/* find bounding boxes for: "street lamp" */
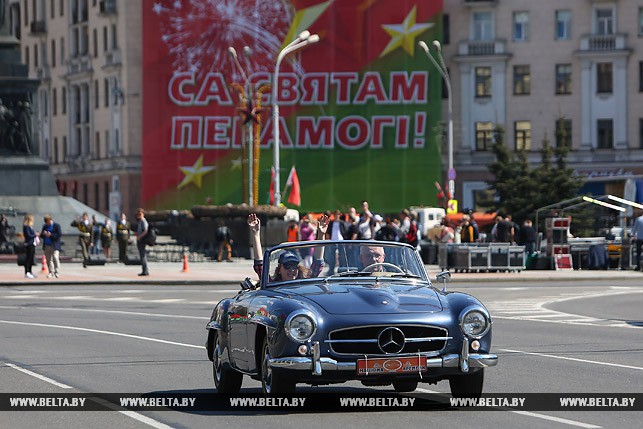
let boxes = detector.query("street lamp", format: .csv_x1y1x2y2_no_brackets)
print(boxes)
272,30,320,206
418,40,454,201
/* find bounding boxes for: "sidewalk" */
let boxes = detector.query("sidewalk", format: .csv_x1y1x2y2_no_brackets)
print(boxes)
0,257,641,286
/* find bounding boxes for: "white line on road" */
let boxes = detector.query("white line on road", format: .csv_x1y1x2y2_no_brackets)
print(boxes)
0,319,204,349
0,305,209,320
416,387,600,428
3,362,73,389
499,348,643,371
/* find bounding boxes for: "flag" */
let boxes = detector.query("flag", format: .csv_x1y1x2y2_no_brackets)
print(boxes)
286,166,301,206
269,166,275,205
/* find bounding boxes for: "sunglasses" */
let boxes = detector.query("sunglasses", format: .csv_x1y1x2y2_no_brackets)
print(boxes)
283,262,299,270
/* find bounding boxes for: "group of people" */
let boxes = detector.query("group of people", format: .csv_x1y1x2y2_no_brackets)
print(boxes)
18,208,151,279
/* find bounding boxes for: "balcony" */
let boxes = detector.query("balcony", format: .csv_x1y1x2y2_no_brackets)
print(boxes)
463,0,498,7
104,49,122,67
458,39,507,56
579,34,627,52
29,20,46,35
66,56,93,75
99,0,117,15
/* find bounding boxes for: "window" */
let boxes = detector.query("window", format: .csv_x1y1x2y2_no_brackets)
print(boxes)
513,12,529,41
640,119,643,149
25,46,29,69
50,0,55,19
473,12,492,41
52,87,57,115
62,86,66,114
556,64,572,94
556,10,571,40
443,14,450,45
595,8,613,35
597,119,613,149
639,8,643,35
62,136,67,161
556,119,572,148
94,79,99,108
51,40,56,67
93,28,97,57
60,37,65,63
34,44,38,67
513,65,530,95
23,0,28,25
83,183,88,205
514,121,531,150
104,78,109,107
111,24,118,49
53,137,58,164
60,0,64,17
597,63,612,94
103,26,107,52
475,122,494,151
475,67,492,97
639,62,643,92
104,182,109,213
95,131,100,158
94,183,99,209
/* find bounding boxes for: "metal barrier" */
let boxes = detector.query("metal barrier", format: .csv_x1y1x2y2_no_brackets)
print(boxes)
438,243,525,272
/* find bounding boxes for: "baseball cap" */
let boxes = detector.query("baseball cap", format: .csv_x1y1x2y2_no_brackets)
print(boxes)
278,251,300,265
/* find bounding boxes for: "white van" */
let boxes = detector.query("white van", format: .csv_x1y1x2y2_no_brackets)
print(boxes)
409,206,446,239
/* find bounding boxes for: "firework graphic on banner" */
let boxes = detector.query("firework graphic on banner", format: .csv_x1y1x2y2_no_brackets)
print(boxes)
152,0,297,81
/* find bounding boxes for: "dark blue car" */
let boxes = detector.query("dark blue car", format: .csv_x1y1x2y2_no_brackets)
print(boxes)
206,240,497,395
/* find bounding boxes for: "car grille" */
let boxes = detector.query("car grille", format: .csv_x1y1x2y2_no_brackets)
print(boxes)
327,325,449,355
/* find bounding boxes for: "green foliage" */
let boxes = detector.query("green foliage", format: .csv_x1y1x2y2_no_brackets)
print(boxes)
487,122,583,225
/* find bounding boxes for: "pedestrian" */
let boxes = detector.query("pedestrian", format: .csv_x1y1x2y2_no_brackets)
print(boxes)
460,214,478,243
72,212,92,268
438,218,455,244
518,219,537,256
40,214,62,278
135,208,150,276
357,211,374,240
101,218,113,260
116,212,131,263
215,220,233,262
286,219,299,242
22,214,38,278
401,211,419,248
0,214,9,245
91,215,103,255
299,213,316,266
375,217,399,242
633,209,643,271
492,215,511,243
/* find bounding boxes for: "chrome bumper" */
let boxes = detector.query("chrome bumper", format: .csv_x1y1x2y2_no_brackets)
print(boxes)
269,349,498,375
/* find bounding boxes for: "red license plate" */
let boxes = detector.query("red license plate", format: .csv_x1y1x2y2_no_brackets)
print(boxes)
357,356,427,375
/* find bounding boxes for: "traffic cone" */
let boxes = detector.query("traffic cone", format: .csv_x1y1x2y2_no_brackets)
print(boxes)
40,254,49,274
182,253,189,273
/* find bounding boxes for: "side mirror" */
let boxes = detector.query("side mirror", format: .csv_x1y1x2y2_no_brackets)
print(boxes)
240,277,255,290
435,270,451,293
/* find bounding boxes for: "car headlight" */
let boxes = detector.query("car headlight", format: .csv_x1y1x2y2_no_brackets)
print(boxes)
285,312,316,342
460,309,490,338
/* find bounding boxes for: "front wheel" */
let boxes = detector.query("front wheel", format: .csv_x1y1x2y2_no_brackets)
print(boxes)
261,337,295,395
449,369,484,398
212,331,243,393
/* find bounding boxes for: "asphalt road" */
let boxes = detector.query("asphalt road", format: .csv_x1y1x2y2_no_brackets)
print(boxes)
1,279,642,429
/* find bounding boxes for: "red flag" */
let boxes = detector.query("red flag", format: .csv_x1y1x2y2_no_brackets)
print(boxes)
269,166,275,205
286,166,301,206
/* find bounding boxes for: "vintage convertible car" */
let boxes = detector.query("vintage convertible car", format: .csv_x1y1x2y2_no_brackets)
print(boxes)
205,240,497,395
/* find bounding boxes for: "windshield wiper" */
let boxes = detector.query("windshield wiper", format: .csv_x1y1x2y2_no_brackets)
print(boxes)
323,270,370,282
391,273,422,279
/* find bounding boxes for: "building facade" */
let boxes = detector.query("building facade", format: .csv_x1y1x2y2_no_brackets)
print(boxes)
11,0,643,217
13,0,142,218
442,0,643,211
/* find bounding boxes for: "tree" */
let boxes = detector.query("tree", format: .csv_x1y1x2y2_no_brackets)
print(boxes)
487,122,583,225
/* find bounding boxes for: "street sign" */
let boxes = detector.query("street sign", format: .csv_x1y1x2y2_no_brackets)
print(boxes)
447,199,458,214
448,168,456,181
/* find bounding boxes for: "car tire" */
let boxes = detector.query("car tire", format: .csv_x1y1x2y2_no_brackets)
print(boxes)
212,331,243,393
261,337,295,395
392,379,418,392
449,369,484,398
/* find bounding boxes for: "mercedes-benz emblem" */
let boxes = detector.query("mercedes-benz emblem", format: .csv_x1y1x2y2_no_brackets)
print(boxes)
377,327,405,354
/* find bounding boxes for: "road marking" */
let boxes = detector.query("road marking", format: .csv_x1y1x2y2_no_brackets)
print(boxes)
0,320,204,349
499,348,643,371
417,387,600,428
0,305,209,320
0,295,218,305
3,362,73,389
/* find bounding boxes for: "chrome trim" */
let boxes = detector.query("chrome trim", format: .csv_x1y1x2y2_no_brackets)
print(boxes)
458,306,491,339
460,337,470,372
284,310,318,343
325,336,452,344
311,341,322,375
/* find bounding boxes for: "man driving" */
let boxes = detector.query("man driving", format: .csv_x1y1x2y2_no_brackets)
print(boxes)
359,245,386,272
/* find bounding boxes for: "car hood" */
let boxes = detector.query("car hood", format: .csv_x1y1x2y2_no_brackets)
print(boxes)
279,282,444,314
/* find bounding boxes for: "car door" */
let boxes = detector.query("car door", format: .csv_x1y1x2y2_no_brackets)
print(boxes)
227,289,254,371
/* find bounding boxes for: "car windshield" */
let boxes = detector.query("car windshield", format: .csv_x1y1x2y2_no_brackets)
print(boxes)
264,241,428,285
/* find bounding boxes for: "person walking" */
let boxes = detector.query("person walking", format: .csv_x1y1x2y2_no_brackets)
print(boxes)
40,214,62,278
633,210,643,271
72,212,92,268
101,218,113,260
91,215,103,256
135,208,150,276
215,221,233,262
22,214,38,278
0,214,10,246
116,212,131,263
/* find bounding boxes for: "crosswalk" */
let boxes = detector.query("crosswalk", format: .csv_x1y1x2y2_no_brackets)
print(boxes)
486,288,642,329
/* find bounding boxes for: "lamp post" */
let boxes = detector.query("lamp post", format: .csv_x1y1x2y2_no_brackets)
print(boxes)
272,30,320,206
418,40,454,201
